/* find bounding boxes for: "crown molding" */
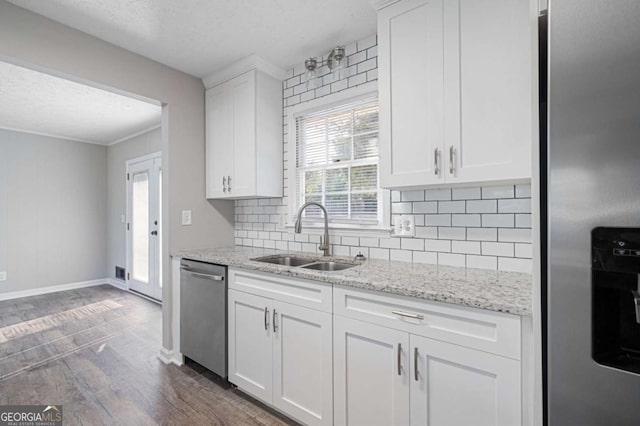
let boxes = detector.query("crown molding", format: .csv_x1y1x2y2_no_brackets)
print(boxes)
369,0,401,10
202,55,288,89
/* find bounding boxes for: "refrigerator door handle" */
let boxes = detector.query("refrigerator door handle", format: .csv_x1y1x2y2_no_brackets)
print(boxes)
632,290,640,324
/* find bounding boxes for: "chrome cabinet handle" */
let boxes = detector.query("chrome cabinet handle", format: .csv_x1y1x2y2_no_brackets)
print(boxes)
227,175,232,192
264,307,269,331
397,343,402,376
273,309,278,333
434,148,440,175
392,310,424,320
449,145,455,174
414,347,419,381
222,176,227,192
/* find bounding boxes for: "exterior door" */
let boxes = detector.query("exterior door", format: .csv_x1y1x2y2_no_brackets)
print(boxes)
126,154,162,301
333,316,410,426
378,0,445,189
410,334,521,426
272,300,333,426
228,289,273,404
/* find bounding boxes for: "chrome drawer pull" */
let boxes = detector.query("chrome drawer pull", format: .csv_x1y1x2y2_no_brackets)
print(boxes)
273,309,278,333
397,343,402,376
264,307,269,331
392,310,424,320
414,347,419,381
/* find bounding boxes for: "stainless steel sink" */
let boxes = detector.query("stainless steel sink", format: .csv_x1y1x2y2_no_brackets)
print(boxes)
300,261,356,271
251,255,315,267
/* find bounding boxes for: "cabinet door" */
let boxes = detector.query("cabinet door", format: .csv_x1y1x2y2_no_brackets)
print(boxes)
379,0,445,189
410,334,521,426
334,316,410,426
229,70,256,197
272,301,333,426
444,0,532,184
228,289,273,403
205,83,234,198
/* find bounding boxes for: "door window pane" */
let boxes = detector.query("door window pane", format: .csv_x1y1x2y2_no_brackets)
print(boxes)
132,172,149,283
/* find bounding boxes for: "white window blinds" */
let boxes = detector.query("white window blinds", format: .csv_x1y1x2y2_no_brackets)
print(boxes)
295,96,381,224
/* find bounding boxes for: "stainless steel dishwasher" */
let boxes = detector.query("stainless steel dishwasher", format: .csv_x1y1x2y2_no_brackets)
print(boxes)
180,259,227,378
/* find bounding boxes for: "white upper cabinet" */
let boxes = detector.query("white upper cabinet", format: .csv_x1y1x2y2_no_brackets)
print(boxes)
378,0,534,190
204,57,285,199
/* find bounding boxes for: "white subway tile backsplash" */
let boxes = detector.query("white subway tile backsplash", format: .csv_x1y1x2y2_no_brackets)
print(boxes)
438,227,466,240
438,201,465,213
452,241,481,255
401,238,425,251
515,243,533,258
369,247,390,260
498,228,532,243
390,249,412,262
515,214,532,228
481,185,515,199
425,214,452,226
425,188,452,201
467,255,498,270
498,257,532,273
467,228,498,241
438,253,466,267
402,190,425,202
233,34,532,273
452,214,481,227
413,201,437,213
413,251,438,265
498,198,531,213
482,242,515,257
515,184,532,198
467,200,497,213
482,214,515,228
452,187,481,200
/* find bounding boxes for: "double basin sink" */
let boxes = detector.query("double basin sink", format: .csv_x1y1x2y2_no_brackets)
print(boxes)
251,255,357,272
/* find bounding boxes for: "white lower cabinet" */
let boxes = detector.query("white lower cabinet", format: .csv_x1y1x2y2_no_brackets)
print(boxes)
333,316,410,426
410,334,521,426
227,270,526,426
228,286,333,426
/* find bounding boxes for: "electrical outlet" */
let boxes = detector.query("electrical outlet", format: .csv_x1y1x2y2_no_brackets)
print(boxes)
392,215,415,237
0,272,6,281
181,210,192,226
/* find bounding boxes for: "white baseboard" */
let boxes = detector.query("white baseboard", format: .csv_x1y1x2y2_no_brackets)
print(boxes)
106,278,127,290
0,278,113,301
158,347,183,366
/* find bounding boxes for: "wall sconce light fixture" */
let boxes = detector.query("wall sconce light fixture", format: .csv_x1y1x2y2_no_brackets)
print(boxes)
305,46,347,89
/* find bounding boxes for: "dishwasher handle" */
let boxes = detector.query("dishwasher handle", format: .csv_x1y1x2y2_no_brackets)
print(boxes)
181,268,225,281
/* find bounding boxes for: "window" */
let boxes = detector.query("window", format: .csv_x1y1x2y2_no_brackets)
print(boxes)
293,94,385,227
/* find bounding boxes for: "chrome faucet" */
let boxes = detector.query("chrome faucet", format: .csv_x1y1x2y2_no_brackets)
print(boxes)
294,201,331,256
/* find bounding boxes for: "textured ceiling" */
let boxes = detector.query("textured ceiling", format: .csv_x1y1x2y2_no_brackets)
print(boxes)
0,61,162,145
7,0,378,78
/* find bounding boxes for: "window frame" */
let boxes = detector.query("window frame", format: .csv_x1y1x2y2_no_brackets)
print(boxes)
286,82,391,233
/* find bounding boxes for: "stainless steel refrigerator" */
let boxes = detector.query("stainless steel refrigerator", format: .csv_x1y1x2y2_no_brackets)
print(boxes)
545,0,640,424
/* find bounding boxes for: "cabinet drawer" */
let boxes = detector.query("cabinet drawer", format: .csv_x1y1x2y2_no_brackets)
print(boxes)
229,268,332,313
333,286,520,359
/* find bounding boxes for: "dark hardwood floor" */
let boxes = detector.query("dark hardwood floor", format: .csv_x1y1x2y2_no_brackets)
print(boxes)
0,285,295,425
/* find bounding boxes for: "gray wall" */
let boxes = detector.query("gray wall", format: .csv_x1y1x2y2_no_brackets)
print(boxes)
0,129,107,293
0,1,235,351
106,127,162,280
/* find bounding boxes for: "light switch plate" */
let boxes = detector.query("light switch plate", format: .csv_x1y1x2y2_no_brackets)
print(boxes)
0,272,6,281
181,210,192,226
392,215,415,237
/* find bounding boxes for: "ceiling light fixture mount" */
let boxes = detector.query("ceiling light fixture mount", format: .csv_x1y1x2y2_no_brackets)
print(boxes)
305,45,347,89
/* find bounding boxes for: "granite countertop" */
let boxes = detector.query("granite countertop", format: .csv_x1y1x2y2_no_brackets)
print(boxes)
173,246,532,316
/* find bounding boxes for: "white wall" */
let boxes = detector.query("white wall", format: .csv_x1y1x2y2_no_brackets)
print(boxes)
106,127,162,280
0,1,235,352
0,129,107,293
234,34,533,273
